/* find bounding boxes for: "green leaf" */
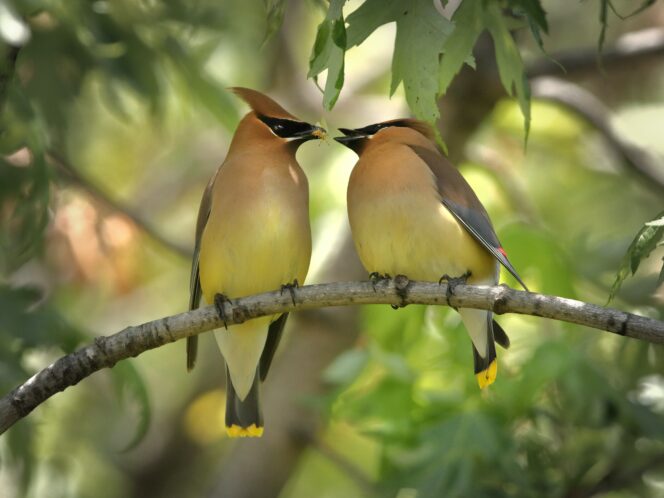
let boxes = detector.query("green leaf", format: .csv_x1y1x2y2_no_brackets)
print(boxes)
439,0,484,97
598,1,657,60
308,0,347,110
323,19,347,109
482,3,531,139
263,0,288,43
507,0,561,69
645,215,664,227
609,210,664,301
0,284,86,354
323,348,369,385
628,223,664,275
499,341,573,417
440,2,533,138
507,0,548,32
309,20,333,77
390,0,453,125
608,0,657,21
345,0,402,48
163,37,238,130
372,347,414,382
110,361,151,451
308,0,346,74
0,151,51,271
419,413,501,496
344,376,416,437
336,0,455,123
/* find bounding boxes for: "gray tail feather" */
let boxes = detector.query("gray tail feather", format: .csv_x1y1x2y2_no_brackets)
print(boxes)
186,337,198,371
492,319,510,349
260,313,288,381
225,367,263,430
472,314,497,374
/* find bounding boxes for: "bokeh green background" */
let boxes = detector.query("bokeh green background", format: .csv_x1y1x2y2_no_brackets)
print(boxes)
1,1,663,497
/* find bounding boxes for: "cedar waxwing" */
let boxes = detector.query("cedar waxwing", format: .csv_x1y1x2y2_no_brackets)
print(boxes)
189,88,325,437
336,119,527,388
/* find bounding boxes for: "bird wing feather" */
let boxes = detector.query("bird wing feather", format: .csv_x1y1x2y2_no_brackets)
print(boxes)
187,172,218,370
408,145,528,291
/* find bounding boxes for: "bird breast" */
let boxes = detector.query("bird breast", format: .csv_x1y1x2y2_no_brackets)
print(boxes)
199,157,311,303
347,145,493,282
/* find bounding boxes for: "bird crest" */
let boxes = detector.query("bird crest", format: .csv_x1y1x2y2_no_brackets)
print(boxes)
229,87,299,120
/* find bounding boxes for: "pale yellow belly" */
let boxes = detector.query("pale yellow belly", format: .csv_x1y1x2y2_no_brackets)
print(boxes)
348,193,495,283
199,197,311,303
197,162,311,399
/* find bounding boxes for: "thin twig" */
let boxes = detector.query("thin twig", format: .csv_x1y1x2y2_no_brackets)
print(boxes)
527,27,664,78
1,279,663,435
47,150,193,258
531,77,664,192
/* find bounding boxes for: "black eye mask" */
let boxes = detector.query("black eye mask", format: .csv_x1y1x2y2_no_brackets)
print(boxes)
257,115,315,139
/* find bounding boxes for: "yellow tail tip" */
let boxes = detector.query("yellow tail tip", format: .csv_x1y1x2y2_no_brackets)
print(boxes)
226,424,264,438
476,359,498,389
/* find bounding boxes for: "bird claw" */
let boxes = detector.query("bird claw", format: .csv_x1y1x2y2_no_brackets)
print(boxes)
393,274,411,309
438,271,471,308
280,279,299,306
214,293,233,330
369,272,391,292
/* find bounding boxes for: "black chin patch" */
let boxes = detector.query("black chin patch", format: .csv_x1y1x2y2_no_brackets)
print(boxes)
257,115,313,139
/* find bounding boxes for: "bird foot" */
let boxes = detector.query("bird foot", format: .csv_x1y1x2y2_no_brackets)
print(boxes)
438,270,471,308
369,272,391,292
214,293,233,330
391,274,411,310
280,279,299,306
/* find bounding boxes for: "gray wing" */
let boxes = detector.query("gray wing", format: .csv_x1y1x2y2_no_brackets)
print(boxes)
409,145,528,291
187,174,216,371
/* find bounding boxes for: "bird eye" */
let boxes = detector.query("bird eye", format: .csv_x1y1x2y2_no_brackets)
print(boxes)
272,124,284,132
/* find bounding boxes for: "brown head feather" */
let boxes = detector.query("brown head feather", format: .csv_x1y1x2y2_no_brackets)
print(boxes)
229,87,299,120
386,118,435,140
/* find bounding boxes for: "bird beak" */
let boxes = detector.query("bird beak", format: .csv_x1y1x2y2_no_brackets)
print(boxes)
334,130,369,154
292,124,327,141
334,129,367,146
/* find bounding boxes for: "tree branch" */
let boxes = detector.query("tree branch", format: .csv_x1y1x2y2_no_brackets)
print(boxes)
531,76,664,192
47,150,194,258
1,279,663,435
527,27,664,78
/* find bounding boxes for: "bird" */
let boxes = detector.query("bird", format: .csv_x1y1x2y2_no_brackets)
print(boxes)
335,119,527,388
188,87,325,437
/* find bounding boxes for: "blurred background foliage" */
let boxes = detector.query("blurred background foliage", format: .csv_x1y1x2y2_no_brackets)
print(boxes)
0,0,663,497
